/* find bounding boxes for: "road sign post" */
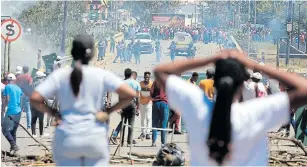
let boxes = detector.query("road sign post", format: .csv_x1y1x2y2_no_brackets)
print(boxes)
1,18,22,71
1,19,22,42
8,42,11,72
3,41,7,72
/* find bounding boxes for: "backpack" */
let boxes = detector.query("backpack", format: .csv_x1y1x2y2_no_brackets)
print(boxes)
156,143,185,166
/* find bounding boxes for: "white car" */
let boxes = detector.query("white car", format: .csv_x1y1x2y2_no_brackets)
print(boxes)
134,33,154,54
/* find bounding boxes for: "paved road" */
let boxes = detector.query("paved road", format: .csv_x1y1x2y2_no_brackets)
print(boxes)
1,40,221,165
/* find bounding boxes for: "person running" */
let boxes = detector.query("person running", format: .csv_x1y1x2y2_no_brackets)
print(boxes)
138,71,153,140
154,50,307,165
155,40,161,62
198,67,215,99
16,66,33,129
113,41,122,63
133,40,141,64
150,80,169,147
2,73,23,154
168,41,176,62
97,39,106,61
31,71,49,138
30,34,136,166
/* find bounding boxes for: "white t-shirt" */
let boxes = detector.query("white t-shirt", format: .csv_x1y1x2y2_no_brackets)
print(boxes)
35,66,123,135
166,75,290,166
242,81,268,101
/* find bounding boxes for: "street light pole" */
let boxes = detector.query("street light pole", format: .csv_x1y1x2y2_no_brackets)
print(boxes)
61,0,68,56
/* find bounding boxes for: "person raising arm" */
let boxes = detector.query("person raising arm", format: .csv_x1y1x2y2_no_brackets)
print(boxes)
153,49,307,166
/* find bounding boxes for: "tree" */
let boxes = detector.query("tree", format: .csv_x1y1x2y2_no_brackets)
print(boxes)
17,1,87,52
122,1,181,25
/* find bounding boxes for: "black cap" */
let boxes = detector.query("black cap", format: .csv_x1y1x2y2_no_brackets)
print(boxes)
71,34,94,61
23,66,29,73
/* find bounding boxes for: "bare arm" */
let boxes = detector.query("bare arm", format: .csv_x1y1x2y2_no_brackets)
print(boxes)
30,92,57,116
106,84,136,114
135,91,140,111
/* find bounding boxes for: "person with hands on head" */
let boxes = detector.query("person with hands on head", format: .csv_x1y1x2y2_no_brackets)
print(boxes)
154,49,307,166
30,34,136,166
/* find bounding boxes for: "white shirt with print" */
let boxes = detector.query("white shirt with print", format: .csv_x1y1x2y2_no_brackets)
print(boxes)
165,75,290,166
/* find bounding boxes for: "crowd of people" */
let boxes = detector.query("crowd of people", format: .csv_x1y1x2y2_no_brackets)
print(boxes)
99,24,232,65
137,24,230,45
2,33,307,166
241,25,272,42
1,66,52,153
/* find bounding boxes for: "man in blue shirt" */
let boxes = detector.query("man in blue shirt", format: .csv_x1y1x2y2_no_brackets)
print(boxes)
2,73,23,154
111,68,141,146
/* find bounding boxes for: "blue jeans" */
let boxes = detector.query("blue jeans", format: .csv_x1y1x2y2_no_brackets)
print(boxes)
156,51,161,62
152,101,169,144
170,51,175,61
2,112,22,146
113,52,122,63
22,96,31,128
98,50,105,60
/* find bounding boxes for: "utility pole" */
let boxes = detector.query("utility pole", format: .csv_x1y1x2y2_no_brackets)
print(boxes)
8,42,11,72
298,3,301,49
201,3,204,26
286,1,293,66
61,0,68,56
115,1,118,31
194,3,197,26
254,0,256,25
3,41,7,72
238,2,241,29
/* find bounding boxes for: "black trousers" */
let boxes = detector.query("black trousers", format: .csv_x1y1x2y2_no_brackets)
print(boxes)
31,108,44,136
120,103,136,145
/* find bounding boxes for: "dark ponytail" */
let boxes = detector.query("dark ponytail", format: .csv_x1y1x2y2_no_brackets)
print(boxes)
207,59,248,165
70,34,94,97
70,64,83,96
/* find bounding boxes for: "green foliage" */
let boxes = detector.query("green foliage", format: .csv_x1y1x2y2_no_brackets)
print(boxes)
123,1,180,24
18,1,87,50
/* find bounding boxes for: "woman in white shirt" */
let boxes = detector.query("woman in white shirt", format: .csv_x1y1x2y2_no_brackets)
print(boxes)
153,50,307,166
30,34,136,166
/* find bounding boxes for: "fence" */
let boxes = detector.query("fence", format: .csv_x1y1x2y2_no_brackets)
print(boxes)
56,56,73,68
113,118,175,162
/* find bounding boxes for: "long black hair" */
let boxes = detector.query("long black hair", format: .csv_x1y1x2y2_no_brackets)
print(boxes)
70,34,94,97
207,58,249,165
